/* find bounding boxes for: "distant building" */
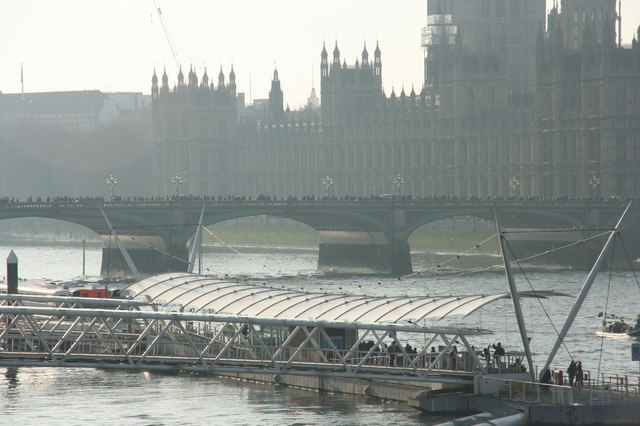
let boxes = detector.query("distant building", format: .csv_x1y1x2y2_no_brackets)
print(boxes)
150,0,640,199
0,90,152,196
424,0,545,96
0,90,150,131
151,66,237,195
535,2,640,197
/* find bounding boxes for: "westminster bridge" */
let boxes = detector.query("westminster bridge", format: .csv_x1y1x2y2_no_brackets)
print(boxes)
0,198,637,276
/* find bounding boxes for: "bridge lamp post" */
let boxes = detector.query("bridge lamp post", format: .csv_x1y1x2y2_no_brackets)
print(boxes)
589,174,600,198
322,176,334,197
393,174,405,197
106,175,118,201
509,176,520,195
171,174,184,198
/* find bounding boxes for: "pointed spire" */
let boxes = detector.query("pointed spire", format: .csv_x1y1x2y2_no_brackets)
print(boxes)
374,41,382,77
151,68,159,99
269,66,284,121
362,42,369,65
201,67,209,87
177,66,185,86
218,66,225,88
307,86,320,109
229,65,236,97
162,67,169,90
321,41,329,78
188,65,198,87
333,41,340,65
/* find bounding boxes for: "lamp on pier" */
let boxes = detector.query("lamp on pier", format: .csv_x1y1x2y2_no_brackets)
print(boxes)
106,174,118,201
393,174,405,197
589,174,600,198
322,175,334,197
509,176,520,194
171,174,184,198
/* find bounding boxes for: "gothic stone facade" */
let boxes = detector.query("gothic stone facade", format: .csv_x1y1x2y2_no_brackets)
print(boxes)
151,3,640,200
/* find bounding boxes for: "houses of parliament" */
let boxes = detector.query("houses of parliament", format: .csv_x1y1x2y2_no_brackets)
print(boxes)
151,0,640,200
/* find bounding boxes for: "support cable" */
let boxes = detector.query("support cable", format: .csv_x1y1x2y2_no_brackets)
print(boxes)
408,232,609,283
401,233,498,279
616,234,640,291
502,235,573,360
597,236,617,377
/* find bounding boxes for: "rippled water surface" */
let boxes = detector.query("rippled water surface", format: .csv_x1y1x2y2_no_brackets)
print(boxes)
1,242,640,425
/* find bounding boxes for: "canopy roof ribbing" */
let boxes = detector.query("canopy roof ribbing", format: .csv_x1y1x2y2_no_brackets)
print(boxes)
126,273,562,326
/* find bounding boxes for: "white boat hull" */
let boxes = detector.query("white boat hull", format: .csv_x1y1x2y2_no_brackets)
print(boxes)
595,330,631,338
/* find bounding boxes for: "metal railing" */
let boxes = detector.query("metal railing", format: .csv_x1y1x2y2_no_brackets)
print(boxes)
0,301,490,385
478,373,640,406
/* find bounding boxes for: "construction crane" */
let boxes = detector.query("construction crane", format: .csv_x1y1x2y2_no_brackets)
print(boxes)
153,0,181,68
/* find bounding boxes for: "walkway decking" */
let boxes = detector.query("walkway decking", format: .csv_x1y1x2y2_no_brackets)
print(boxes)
3,293,640,424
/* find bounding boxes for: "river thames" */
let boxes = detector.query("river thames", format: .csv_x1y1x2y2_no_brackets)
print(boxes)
1,241,639,425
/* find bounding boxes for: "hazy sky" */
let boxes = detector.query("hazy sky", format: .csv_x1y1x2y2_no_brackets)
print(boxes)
2,1,639,108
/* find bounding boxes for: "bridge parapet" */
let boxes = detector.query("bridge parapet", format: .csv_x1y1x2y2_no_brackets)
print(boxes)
0,197,633,210
0,198,636,276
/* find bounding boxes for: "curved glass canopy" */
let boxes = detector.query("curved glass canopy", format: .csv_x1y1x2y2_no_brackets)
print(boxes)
126,273,562,326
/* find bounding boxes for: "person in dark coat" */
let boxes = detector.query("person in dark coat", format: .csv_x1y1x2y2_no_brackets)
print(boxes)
567,360,577,386
575,361,584,387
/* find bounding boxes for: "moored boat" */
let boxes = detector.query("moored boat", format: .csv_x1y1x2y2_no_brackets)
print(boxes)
595,314,640,338
11,279,110,298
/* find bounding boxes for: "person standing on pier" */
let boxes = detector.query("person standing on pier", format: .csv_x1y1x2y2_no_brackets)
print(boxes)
575,361,584,387
449,345,458,370
567,360,577,386
492,342,505,367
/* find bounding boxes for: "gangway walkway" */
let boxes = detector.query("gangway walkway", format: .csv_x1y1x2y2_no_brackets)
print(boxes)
0,294,491,386
4,292,640,425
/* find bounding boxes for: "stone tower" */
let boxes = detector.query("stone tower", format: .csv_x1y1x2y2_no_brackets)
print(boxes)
424,0,546,96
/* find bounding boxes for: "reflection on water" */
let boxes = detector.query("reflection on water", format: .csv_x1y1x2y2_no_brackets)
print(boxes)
4,368,19,389
0,368,445,425
1,243,640,424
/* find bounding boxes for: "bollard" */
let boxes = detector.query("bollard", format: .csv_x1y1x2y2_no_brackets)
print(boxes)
6,250,18,294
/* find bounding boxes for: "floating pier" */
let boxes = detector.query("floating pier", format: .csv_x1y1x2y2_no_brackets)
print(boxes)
1,288,639,425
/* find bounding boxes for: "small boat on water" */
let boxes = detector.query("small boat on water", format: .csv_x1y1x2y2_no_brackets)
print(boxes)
14,279,110,298
595,314,640,338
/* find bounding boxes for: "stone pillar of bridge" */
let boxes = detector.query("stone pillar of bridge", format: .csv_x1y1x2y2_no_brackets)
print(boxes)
316,209,413,276
390,207,413,276
101,247,187,278
99,202,195,278
317,241,411,276
389,240,412,276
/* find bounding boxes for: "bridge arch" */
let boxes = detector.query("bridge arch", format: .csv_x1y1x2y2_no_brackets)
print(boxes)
189,208,396,274
0,199,636,277
403,207,590,238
